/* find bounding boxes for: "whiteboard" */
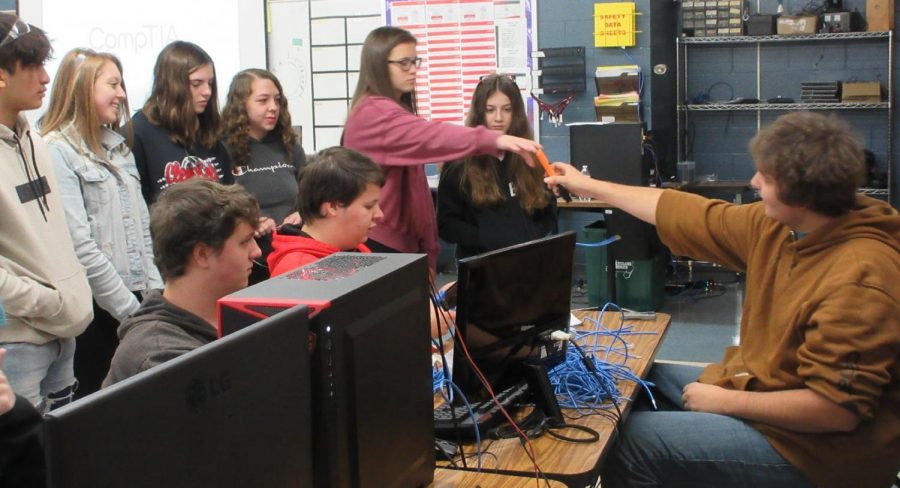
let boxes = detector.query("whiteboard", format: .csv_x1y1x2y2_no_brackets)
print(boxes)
19,0,266,121
267,0,382,152
266,0,538,150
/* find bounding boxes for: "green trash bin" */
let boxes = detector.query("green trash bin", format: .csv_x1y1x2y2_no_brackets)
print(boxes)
582,221,665,311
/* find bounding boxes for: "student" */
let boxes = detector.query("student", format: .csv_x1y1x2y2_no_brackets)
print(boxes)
268,147,452,340
545,111,900,488
0,14,92,412
0,349,45,488
222,68,306,284
438,74,557,259
267,147,383,277
42,48,163,398
342,26,542,270
103,179,261,387
130,41,232,204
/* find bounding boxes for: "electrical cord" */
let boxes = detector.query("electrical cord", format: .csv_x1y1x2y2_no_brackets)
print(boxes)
428,278,549,486
450,314,549,486
643,141,663,186
438,379,484,470
548,305,659,426
546,423,600,443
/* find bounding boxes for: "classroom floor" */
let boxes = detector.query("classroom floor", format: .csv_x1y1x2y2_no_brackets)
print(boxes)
435,263,743,365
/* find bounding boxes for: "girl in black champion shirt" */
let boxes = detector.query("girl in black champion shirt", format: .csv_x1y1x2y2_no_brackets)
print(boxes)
129,41,232,204
222,69,306,284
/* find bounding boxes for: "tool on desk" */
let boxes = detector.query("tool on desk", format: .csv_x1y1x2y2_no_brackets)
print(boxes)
622,309,656,321
533,149,572,202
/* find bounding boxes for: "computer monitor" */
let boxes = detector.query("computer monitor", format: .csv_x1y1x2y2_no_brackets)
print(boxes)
43,306,314,488
451,232,576,397
218,253,434,488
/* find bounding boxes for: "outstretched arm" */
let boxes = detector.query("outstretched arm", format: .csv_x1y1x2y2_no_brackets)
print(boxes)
544,162,663,225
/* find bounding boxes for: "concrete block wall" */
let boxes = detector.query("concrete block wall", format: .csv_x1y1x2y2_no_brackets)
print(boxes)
539,0,898,206
537,0,658,163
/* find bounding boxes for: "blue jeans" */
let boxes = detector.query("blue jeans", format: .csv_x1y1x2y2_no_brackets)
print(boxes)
601,363,815,488
1,338,77,413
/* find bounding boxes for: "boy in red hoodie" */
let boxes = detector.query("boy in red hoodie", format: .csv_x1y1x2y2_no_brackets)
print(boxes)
268,147,385,276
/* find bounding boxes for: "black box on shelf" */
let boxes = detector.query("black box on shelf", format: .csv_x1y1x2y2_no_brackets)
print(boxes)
747,15,776,35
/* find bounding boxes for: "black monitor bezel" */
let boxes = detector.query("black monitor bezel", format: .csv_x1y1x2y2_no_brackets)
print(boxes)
43,305,314,488
450,231,575,397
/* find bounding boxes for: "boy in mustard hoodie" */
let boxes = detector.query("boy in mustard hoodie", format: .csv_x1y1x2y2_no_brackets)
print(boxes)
546,111,899,488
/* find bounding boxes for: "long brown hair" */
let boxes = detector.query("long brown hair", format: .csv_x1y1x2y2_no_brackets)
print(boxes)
350,26,417,113
41,48,132,161
222,69,297,167
457,74,548,213
142,41,221,150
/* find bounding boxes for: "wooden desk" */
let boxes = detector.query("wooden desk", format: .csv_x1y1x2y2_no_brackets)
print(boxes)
664,179,751,192
437,311,670,486
556,199,610,209
431,469,567,487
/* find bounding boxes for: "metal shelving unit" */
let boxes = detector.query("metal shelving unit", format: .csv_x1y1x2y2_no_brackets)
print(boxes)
681,102,890,111
681,31,891,43
676,31,893,200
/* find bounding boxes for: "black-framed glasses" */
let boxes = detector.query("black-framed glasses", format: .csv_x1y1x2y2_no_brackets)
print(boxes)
0,20,31,49
387,57,423,71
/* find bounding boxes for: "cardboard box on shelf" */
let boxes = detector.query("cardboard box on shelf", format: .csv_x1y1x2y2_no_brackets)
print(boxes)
867,0,895,31
841,81,882,103
594,103,640,124
776,15,818,34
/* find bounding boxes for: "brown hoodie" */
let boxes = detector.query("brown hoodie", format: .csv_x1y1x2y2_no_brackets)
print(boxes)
656,190,900,488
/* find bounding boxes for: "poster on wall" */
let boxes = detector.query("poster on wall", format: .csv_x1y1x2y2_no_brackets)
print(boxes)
385,0,535,126
267,0,537,150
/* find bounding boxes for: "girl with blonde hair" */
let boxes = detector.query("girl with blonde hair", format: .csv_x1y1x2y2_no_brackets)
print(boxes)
42,49,162,397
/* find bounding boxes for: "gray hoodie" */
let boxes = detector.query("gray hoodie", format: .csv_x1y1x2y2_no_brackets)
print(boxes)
102,290,217,387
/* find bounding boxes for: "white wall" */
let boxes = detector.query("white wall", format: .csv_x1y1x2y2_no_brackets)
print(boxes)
19,0,266,119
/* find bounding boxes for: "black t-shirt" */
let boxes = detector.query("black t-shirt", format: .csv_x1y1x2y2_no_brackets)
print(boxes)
129,111,233,204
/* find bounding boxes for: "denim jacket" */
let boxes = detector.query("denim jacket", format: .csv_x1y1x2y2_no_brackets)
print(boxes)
45,125,163,321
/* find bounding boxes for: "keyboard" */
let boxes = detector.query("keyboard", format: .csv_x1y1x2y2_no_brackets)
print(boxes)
433,382,530,440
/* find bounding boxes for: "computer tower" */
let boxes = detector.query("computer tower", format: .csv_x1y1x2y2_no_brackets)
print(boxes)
569,123,647,186
218,253,434,488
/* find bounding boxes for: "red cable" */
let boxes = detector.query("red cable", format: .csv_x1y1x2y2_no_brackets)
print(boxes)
429,278,547,486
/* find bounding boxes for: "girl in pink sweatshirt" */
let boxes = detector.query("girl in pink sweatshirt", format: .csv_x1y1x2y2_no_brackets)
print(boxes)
342,26,540,270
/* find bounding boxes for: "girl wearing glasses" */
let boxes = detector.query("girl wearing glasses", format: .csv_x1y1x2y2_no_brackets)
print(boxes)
437,74,557,260
42,49,162,397
129,41,232,204
343,26,541,270
221,69,306,284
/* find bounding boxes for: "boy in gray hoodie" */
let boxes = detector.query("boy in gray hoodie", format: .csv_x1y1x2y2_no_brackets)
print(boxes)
103,179,261,386
0,14,92,412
